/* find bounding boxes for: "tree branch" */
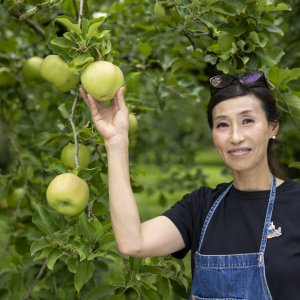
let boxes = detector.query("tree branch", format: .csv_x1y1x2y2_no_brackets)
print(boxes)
22,261,47,300
69,91,80,168
11,11,45,37
78,0,84,26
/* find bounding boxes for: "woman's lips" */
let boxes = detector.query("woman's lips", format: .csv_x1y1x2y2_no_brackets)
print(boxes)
228,147,252,155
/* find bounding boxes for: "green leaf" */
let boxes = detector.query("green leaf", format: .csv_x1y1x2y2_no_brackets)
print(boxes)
289,161,300,169
86,17,106,40
217,60,231,74
137,43,152,57
47,248,64,270
204,54,218,65
248,31,259,44
268,67,300,87
32,203,59,236
256,47,284,67
51,37,77,49
99,232,116,250
169,278,189,299
71,241,88,262
140,285,160,300
77,213,97,244
30,237,51,256
110,294,126,300
74,260,95,293
219,18,248,37
284,94,300,124
70,54,94,70
209,1,239,16
85,285,116,300
55,16,82,35
157,276,170,298
90,218,104,240
58,103,69,119
241,56,249,65
218,35,235,51
46,157,68,174
261,3,291,11
129,257,142,272
33,247,53,262
140,265,162,275
65,257,78,273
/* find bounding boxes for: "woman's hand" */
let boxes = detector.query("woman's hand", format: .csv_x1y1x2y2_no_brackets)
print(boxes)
80,87,129,144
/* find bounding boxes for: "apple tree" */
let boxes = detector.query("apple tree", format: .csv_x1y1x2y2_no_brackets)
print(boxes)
1,0,300,299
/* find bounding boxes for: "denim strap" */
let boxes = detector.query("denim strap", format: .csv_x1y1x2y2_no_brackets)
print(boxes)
198,182,233,252
259,175,277,253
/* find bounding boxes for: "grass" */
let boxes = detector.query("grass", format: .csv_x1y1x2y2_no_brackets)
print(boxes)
134,148,232,220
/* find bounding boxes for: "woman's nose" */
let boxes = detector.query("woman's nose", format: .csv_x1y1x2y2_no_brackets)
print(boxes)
230,125,245,144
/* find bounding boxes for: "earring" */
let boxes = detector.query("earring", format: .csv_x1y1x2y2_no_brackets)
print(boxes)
272,135,276,140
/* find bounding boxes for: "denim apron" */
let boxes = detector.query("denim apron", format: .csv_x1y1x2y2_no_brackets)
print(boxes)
190,176,276,300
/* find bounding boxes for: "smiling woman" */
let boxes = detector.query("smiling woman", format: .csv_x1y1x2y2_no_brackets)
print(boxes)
211,94,279,186
81,70,300,300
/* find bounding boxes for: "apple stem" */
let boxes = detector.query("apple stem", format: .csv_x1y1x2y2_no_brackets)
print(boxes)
69,92,80,168
88,201,94,220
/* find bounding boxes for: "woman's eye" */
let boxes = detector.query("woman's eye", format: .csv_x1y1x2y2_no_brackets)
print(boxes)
243,118,254,124
216,122,228,128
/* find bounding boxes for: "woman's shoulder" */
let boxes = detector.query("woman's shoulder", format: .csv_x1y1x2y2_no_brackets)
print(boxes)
187,181,233,207
191,181,232,198
278,179,300,195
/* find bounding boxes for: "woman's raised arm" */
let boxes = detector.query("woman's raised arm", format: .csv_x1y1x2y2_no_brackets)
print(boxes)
80,87,185,257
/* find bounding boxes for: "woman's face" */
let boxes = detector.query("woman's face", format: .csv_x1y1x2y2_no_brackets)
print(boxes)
211,94,278,175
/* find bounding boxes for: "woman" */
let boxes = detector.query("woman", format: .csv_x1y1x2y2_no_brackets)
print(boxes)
80,70,300,300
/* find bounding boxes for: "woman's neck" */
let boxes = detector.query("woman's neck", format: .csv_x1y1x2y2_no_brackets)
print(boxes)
232,169,282,191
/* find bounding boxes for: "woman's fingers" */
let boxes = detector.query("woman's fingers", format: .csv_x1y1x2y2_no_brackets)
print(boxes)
80,87,105,114
115,87,127,111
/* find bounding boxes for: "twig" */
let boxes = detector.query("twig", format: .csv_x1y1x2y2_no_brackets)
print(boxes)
11,11,45,37
78,0,85,26
69,91,80,168
22,261,47,300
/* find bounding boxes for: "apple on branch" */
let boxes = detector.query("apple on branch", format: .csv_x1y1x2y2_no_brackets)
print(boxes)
80,61,124,101
40,55,80,92
46,173,89,217
60,143,91,169
128,113,138,135
22,56,44,82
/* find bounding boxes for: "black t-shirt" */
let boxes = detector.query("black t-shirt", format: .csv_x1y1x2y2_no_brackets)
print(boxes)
163,180,300,300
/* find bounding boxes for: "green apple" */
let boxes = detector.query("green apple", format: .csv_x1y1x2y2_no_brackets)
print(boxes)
154,2,166,17
46,173,89,217
0,67,17,88
22,56,44,82
60,143,91,169
128,113,138,135
7,187,28,208
40,55,79,92
80,61,124,101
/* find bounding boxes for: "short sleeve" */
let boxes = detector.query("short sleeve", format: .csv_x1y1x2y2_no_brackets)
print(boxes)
162,193,194,259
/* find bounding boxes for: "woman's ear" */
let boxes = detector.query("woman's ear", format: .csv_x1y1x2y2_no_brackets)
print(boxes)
271,121,280,136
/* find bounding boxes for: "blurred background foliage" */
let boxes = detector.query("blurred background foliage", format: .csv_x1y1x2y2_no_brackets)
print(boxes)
0,0,300,299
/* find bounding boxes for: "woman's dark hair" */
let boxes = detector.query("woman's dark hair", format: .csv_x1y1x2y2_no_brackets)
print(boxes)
207,79,282,177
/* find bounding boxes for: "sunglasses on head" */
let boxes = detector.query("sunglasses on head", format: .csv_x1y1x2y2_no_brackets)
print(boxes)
209,70,269,90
